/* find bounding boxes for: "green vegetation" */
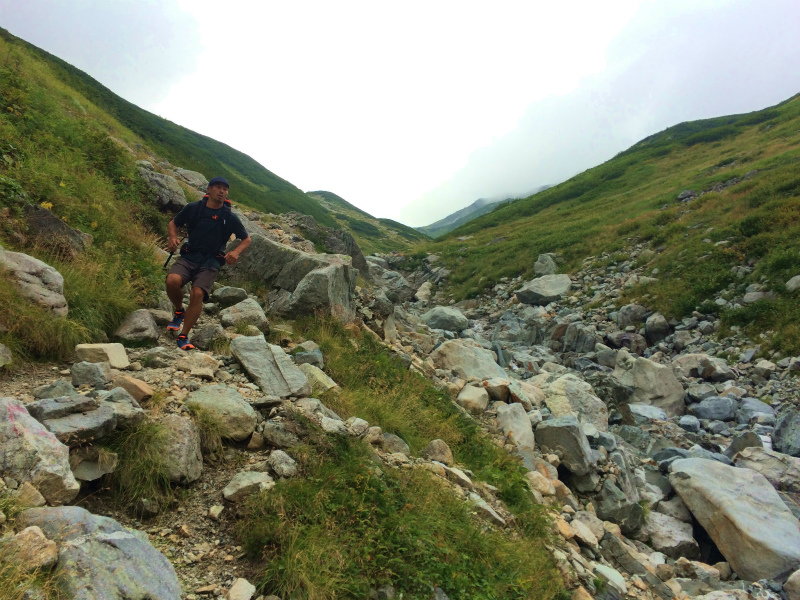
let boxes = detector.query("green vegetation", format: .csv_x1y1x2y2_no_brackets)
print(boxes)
0,28,337,227
189,404,224,461
0,36,165,360
240,431,561,600
101,420,174,513
428,93,800,352
237,316,561,599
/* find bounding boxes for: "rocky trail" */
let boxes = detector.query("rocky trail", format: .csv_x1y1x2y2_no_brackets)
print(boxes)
3,169,800,600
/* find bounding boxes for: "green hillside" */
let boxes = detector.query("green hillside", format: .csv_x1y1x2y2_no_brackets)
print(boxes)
308,191,429,254
431,93,800,352
0,27,337,227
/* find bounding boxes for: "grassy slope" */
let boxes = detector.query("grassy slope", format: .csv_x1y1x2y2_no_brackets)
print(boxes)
430,94,800,352
308,190,429,254
0,27,337,227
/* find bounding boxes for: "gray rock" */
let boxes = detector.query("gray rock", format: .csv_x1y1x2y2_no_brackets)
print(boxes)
382,433,410,456
95,387,145,429
18,506,181,600
496,403,535,450
25,205,92,258
613,349,684,417
173,168,208,190
186,385,257,441
160,415,202,485
595,479,644,534
294,349,324,369
618,304,648,328
787,570,800,600
268,450,297,478
69,447,118,482
534,415,595,475
42,402,117,446
672,354,735,382
231,335,311,398
736,397,775,424
643,511,699,559
220,298,269,332
0,398,80,505
137,166,187,212
606,331,648,355
515,274,572,305
191,323,226,350
534,253,558,276
562,322,598,353
71,361,112,388
422,439,453,466
723,431,763,459
430,340,507,380
260,422,300,448
542,373,609,431
629,403,669,423
645,313,671,344
734,447,800,493
656,495,692,523
774,410,800,457
754,359,777,378
456,385,489,414
786,275,800,293
679,415,701,433
689,397,737,422
283,261,358,322
75,343,130,369
26,395,99,421
114,309,159,343
33,380,77,400
669,457,800,581
420,306,469,332
298,363,338,393
0,248,68,317
223,471,274,502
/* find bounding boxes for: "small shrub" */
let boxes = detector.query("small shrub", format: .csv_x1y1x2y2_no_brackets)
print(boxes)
189,405,224,460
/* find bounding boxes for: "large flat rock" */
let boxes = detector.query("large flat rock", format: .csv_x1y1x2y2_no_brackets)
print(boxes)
231,335,311,398
186,385,257,441
669,457,800,581
430,339,506,380
613,349,684,417
515,274,572,305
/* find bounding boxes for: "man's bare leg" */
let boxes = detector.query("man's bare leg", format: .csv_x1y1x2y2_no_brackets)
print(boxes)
180,287,205,337
166,274,185,311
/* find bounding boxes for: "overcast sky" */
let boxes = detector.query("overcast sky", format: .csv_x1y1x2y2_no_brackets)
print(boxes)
2,1,800,226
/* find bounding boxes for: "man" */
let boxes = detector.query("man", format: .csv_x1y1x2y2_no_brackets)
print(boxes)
165,176,251,350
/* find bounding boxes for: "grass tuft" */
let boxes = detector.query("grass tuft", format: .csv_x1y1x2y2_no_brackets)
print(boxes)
189,404,224,460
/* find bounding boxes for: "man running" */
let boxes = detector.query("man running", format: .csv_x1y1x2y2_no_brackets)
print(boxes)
165,176,251,350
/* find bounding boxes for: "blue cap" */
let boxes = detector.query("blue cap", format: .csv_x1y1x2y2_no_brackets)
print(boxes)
208,176,229,188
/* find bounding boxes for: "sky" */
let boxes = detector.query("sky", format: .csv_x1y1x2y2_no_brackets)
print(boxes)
2,0,800,226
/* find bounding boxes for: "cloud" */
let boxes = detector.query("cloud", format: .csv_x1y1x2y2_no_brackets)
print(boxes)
400,0,800,226
0,0,201,107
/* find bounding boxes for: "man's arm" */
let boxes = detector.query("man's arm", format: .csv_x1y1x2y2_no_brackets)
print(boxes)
225,235,250,265
167,219,180,253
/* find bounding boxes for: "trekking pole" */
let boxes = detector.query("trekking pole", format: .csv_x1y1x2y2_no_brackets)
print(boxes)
163,236,186,270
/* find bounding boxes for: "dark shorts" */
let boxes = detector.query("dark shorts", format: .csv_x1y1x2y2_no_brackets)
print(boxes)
167,257,219,301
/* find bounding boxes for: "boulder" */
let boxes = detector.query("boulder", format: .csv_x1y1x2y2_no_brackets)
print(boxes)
723,431,763,459
515,274,572,305
669,457,800,581
42,402,117,446
137,166,187,212
595,479,644,534
186,385,257,441
75,343,130,369
19,506,182,599
284,261,358,322
606,331,648,356
562,322,598,353
210,286,248,306
5,525,59,571
382,433,411,455
629,403,669,423
642,511,699,559
111,375,154,403
177,352,221,380
191,323,226,350
617,303,648,328
533,253,557,276
268,450,298,478
160,415,203,485
786,275,800,293
689,397,738,422
534,415,595,476
0,248,68,316
223,471,274,502
220,298,269,332
736,397,775,424
24,205,91,258
97,387,145,429
456,385,489,414
430,340,507,380
613,349,684,417
734,447,800,493
787,569,800,600
645,313,671,344
231,335,311,398
71,361,112,388
174,168,208,190
774,410,800,457
26,395,100,421
420,306,469,332
422,439,453,466
415,281,433,302
33,380,77,400
542,374,609,431
495,403,535,450
114,309,159,343
0,398,79,505
672,354,735,382
298,363,339,393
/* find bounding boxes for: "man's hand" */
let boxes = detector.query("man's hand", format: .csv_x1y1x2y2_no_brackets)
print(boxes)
168,237,179,253
225,251,240,265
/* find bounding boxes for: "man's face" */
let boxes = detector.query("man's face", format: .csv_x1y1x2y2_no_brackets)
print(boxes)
207,183,229,202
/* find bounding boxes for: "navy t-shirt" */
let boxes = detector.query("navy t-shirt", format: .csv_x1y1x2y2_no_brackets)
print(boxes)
174,200,249,268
